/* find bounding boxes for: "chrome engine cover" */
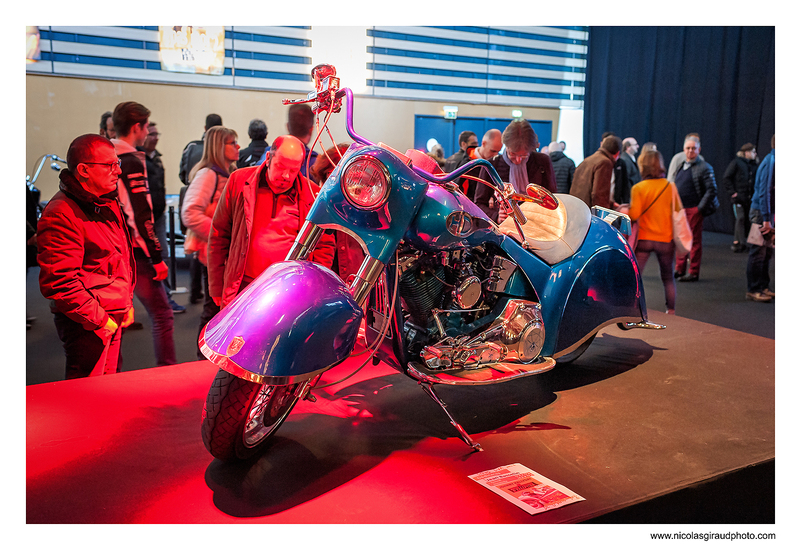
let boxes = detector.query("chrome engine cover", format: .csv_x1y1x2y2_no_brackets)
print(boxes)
421,299,545,370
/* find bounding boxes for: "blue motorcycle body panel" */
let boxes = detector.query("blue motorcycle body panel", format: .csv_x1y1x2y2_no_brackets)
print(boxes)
498,218,645,355
200,261,362,383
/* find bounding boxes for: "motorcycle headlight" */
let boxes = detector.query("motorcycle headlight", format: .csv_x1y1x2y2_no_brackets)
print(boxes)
341,156,391,210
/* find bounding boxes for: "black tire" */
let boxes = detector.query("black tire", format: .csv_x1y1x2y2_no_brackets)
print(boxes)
556,333,596,364
201,369,303,461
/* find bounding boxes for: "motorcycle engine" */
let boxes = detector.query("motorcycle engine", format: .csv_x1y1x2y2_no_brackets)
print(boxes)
394,244,543,370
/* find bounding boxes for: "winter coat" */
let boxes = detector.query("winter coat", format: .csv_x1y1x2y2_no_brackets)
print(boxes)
208,163,335,307
569,148,616,209
549,150,576,194
750,149,775,226
722,156,758,205
181,167,228,266
37,169,135,331
111,139,163,264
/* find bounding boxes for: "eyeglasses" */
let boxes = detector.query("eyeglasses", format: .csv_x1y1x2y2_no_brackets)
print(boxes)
507,151,530,163
83,159,122,173
225,140,238,146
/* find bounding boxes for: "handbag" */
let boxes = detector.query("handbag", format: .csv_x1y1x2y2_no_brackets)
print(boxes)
671,185,693,257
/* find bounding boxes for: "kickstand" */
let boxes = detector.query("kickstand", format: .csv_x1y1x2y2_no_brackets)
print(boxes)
419,382,483,452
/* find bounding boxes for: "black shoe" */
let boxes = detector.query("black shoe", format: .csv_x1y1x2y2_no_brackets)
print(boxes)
731,243,746,253
674,271,685,279
678,273,699,282
190,294,204,304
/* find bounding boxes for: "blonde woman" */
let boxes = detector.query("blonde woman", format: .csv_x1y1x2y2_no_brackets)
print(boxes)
181,126,239,356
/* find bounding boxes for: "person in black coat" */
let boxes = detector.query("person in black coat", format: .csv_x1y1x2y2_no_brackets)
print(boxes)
238,119,269,168
722,143,759,252
548,141,576,194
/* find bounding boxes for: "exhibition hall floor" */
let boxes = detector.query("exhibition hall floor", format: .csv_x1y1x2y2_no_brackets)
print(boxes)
26,310,774,524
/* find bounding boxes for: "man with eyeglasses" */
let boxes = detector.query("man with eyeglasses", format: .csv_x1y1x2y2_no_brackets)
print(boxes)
112,101,176,366
38,134,135,379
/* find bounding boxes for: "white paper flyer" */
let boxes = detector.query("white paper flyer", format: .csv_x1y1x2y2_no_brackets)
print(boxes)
469,463,585,515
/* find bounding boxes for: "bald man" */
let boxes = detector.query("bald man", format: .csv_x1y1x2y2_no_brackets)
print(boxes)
208,135,335,307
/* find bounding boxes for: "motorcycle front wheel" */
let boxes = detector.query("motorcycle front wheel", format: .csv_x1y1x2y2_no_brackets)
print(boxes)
201,369,304,460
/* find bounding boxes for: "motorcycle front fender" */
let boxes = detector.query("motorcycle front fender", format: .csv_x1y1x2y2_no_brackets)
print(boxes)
199,261,363,385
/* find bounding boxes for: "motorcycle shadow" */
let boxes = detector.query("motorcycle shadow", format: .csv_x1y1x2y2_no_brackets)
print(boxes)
205,330,659,517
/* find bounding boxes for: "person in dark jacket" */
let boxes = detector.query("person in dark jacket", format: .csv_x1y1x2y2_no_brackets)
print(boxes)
746,135,775,302
179,113,222,184
444,130,478,173
112,101,176,366
238,118,269,168
722,143,759,252
620,137,642,194
38,134,135,379
570,135,621,209
673,135,718,282
548,141,575,194
475,120,556,222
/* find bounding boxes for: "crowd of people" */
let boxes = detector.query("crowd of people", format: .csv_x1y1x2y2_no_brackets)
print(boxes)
29,103,775,380
31,100,350,379
442,122,775,315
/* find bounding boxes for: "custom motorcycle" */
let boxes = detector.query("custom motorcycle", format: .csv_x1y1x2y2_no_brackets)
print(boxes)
200,64,663,460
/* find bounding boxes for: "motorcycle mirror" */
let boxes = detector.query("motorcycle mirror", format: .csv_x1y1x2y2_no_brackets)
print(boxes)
526,184,560,210
50,162,61,171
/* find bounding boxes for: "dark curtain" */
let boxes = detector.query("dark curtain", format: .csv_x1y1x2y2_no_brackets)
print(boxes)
584,26,775,233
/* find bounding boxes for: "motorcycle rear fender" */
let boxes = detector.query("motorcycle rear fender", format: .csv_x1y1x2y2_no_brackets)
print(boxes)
500,217,646,356
199,261,363,385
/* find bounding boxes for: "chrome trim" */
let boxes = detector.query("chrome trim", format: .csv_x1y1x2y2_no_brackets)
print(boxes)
619,320,666,330
349,256,386,307
551,316,645,358
199,331,331,385
407,356,556,386
286,220,323,261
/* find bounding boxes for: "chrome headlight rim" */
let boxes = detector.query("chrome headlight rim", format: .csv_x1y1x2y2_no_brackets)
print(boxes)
340,154,391,211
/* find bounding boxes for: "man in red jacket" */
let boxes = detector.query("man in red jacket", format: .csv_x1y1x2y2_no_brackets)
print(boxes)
208,135,335,308
38,134,135,379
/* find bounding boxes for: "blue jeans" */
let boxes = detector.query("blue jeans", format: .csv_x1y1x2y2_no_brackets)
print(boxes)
134,248,177,366
635,239,677,311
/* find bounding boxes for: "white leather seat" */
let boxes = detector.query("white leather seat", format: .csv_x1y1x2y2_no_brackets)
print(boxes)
499,193,592,265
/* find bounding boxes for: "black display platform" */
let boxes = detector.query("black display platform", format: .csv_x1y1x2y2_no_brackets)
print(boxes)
26,311,774,524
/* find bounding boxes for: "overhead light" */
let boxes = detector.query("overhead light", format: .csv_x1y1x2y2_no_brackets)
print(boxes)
512,109,523,119
443,106,458,120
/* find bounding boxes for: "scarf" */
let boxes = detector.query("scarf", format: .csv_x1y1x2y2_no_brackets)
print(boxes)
502,149,530,193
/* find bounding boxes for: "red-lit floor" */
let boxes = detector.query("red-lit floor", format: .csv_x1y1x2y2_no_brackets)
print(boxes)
26,311,774,523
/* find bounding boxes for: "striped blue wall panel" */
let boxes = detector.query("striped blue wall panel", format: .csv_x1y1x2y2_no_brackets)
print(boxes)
28,26,587,108
29,26,314,91
365,26,587,108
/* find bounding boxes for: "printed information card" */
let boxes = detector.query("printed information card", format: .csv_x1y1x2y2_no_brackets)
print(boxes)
469,463,584,515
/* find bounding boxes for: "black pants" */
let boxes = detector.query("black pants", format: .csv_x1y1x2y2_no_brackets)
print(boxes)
196,264,220,360
53,311,123,379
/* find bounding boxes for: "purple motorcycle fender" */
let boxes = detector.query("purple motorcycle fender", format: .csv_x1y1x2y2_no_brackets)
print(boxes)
199,261,363,385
